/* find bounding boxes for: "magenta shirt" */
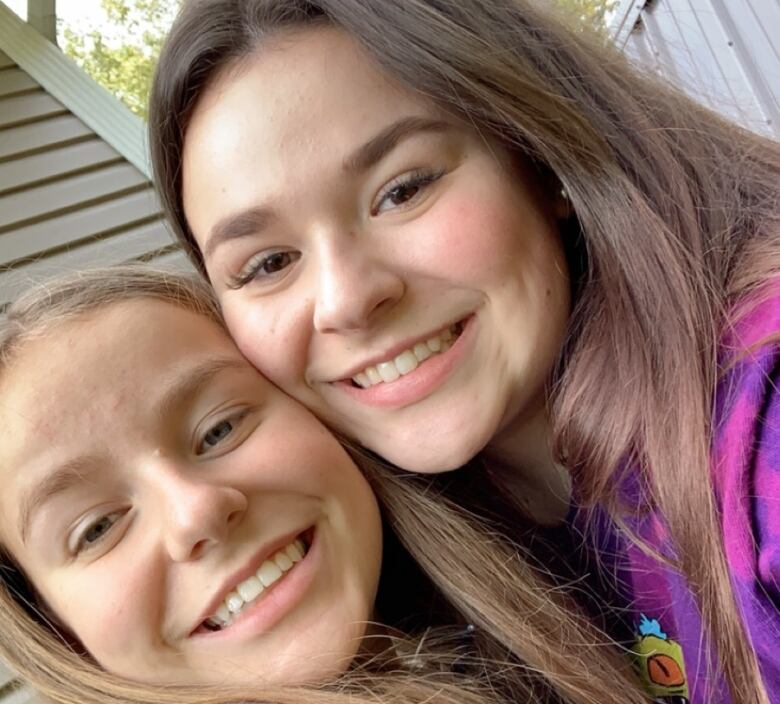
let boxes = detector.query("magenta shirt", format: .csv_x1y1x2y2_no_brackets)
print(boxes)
621,285,780,704
567,287,780,703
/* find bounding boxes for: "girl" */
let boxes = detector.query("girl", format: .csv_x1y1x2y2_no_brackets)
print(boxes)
148,1,780,703
0,266,646,704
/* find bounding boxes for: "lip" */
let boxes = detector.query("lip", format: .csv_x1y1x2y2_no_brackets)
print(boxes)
189,527,321,643
331,314,475,409
332,314,473,382
190,526,312,636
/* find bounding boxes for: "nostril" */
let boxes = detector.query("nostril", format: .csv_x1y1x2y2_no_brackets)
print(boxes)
190,538,210,560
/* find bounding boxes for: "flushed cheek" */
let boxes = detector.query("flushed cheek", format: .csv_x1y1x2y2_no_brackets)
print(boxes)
407,194,531,284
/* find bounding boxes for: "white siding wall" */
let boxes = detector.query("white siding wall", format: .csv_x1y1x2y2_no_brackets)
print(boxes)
611,0,780,138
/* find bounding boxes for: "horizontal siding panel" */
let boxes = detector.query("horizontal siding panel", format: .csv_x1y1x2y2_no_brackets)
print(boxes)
0,68,37,98
0,219,174,306
0,114,92,161
0,163,149,230
0,91,64,129
0,139,119,193
0,188,161,265
0,52,15,70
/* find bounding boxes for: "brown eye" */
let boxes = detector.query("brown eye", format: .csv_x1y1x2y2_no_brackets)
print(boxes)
374,169,444,215
387,182,421,206
231,250,302,289
261,251,294,274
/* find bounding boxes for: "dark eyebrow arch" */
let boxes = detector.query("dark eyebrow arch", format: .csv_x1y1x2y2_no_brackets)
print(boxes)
18,356,249,545
342,116,453,174
204,206,274,259
202,116,453,260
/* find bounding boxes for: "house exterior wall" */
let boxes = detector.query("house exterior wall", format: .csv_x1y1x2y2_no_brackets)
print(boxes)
0,49,190,311
0,0,192,316
611,0,780,138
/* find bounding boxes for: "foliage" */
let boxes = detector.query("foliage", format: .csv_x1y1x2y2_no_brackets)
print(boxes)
60,0,615,120
60,0,180,119
554,0,618,32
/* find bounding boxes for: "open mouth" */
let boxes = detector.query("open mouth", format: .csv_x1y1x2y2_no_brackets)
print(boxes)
196,529,313,634
349,319,467,389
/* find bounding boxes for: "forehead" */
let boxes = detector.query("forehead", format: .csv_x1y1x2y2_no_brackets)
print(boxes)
0,300,232,467
182,26,434,189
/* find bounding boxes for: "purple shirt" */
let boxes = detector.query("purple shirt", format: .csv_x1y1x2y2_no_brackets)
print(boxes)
570,287,780,703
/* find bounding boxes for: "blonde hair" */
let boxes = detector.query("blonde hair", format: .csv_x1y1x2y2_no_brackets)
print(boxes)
0,265,647,704
149,2,780,702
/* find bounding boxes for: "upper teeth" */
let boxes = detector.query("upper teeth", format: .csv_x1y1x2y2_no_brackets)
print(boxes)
352,324,460,388
206,537,306,630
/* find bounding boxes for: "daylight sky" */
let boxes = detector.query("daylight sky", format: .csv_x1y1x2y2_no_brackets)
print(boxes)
7,0,105,24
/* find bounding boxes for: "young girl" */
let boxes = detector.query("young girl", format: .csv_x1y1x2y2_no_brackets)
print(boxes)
0,266,647,704
148,1,780,703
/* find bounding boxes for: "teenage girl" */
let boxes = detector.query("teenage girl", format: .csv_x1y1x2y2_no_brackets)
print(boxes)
0,266,647,704
148,2,780,703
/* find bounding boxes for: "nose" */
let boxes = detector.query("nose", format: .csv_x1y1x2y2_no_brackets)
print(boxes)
145,456,248,562
312,236,404,334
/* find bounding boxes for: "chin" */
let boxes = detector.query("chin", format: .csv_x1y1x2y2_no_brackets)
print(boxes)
379,431,490,474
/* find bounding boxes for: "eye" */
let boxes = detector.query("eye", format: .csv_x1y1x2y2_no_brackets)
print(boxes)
196,410,250,455
73,511,124,555
229,249,301,290
201,419,234,450
373,168,444,215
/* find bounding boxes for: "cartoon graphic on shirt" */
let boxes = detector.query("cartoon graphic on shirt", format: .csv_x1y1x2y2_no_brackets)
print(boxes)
632,615,690,703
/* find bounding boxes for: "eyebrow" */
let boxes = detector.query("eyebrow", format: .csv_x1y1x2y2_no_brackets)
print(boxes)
18,458,100,545
156,356,248,424
202,116,454,259
18,356,248,544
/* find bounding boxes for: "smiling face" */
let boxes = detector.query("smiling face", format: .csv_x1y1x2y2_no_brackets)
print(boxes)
0,299,382,686
182,27,570,473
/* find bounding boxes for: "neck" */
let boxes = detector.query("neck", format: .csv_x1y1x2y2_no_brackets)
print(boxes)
485,406,572,525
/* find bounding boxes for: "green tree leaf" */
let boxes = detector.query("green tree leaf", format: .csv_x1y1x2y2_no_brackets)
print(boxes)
60,0,615,120
60,0,180,120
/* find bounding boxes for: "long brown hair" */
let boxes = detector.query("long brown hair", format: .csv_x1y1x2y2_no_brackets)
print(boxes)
148,2,780,702
0,266,646,704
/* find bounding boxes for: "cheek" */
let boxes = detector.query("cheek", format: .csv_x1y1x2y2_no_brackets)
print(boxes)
45,567,154,670
222,294,312,388
409,192,529,283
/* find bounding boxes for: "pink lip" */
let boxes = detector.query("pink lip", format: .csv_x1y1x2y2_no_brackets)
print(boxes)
189,528,321,642
190,527,312,636
333,317,470,382
332,314,475,409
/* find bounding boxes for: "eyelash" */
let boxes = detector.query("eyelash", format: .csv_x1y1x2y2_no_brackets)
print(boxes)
227,167,445,290
372,167,445,215
229,250,302,290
